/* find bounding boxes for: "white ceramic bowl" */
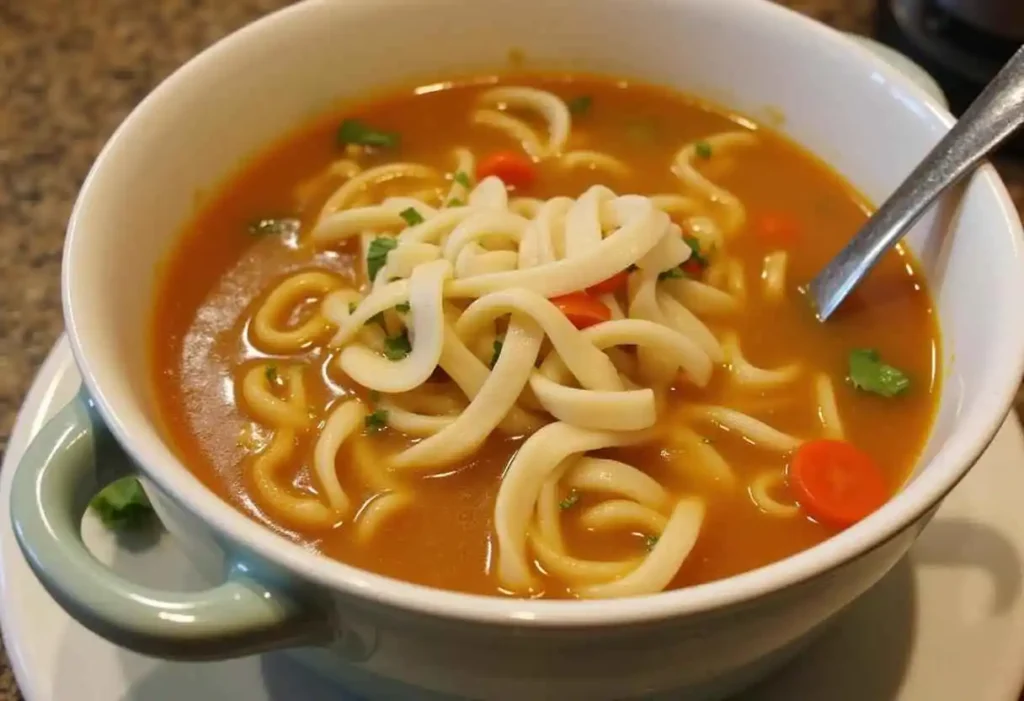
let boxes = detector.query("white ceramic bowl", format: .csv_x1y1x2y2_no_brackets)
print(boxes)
10,0,1024,699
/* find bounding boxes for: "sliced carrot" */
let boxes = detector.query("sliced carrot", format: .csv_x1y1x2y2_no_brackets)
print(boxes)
550,292,611,329
753,211,801,247
476,151,537,190
680,259,704,278
789,439,888,529
587,270,630,296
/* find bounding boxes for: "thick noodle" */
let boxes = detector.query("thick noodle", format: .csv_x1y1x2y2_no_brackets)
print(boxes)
228,85,851,600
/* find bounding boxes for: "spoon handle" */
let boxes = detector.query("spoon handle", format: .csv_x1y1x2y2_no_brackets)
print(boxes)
810,44,1024,321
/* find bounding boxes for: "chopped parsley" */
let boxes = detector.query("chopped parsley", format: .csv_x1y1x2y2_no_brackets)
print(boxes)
248,217,300,237
394,302,411,313
337,119,400,149
447,197,465,208
559,490,581,510
568,95,593,116
695,140,713,159
384,331,412,360
399,207,425,226
655,236,709,281
265,364,279,384
364,409,389,432
453,171,472,188
645,534,660,551
90,477,155,531
348,302,358,314
683,235,709,267
367,236,399,281
489,337,504,368
847,349,911,398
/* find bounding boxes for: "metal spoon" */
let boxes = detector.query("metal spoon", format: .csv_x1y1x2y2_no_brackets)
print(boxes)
809,44,1024,321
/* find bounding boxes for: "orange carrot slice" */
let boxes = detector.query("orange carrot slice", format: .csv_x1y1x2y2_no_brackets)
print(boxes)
789,439,888,528
476,151,537,190
550,292,611,329
587,270,630,296
753,211,801,247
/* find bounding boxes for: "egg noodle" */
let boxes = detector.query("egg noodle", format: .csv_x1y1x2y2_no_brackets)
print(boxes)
239,86,841,598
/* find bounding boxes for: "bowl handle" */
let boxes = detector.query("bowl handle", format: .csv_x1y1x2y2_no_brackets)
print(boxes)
9,390,333,660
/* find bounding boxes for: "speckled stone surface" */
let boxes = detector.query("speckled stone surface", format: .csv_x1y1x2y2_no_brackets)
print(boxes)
0,0,1022,697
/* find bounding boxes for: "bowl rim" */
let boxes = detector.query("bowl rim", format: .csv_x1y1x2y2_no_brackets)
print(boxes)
63,0,1024,627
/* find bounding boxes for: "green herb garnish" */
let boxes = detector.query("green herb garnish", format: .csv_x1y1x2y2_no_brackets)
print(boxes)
559,490,580,510
399,207,425,226
447,197,465,208
337,119,400,149
367,236,399,281
658,267,685,281
365,409,389,431
90,477,155,531
645,534,660,551
265,365,279,383
348,302,358,314
489,338,504,368
695,140,713,159
848,349,911,398
453,171,472,188
568,95,593,116
395,302,411,313
369,389,381,403
683,235,708,267
384,332,412,361
248,218,300,237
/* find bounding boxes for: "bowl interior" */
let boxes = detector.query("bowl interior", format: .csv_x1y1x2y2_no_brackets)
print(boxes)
63,0,1024,622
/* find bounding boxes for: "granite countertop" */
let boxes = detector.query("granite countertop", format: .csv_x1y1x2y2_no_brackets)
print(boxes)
0,0,1022,697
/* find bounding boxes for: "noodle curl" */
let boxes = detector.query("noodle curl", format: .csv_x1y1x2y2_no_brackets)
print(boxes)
231,86,855,599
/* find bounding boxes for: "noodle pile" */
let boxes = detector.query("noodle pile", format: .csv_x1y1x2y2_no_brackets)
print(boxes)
239,87,845,598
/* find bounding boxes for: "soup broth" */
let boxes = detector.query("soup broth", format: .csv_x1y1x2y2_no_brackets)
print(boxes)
151,75,939,599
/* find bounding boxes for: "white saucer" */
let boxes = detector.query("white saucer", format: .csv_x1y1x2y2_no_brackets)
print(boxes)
4,341,1024,700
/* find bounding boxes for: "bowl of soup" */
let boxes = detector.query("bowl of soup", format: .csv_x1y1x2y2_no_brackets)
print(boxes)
10,0,1024,698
